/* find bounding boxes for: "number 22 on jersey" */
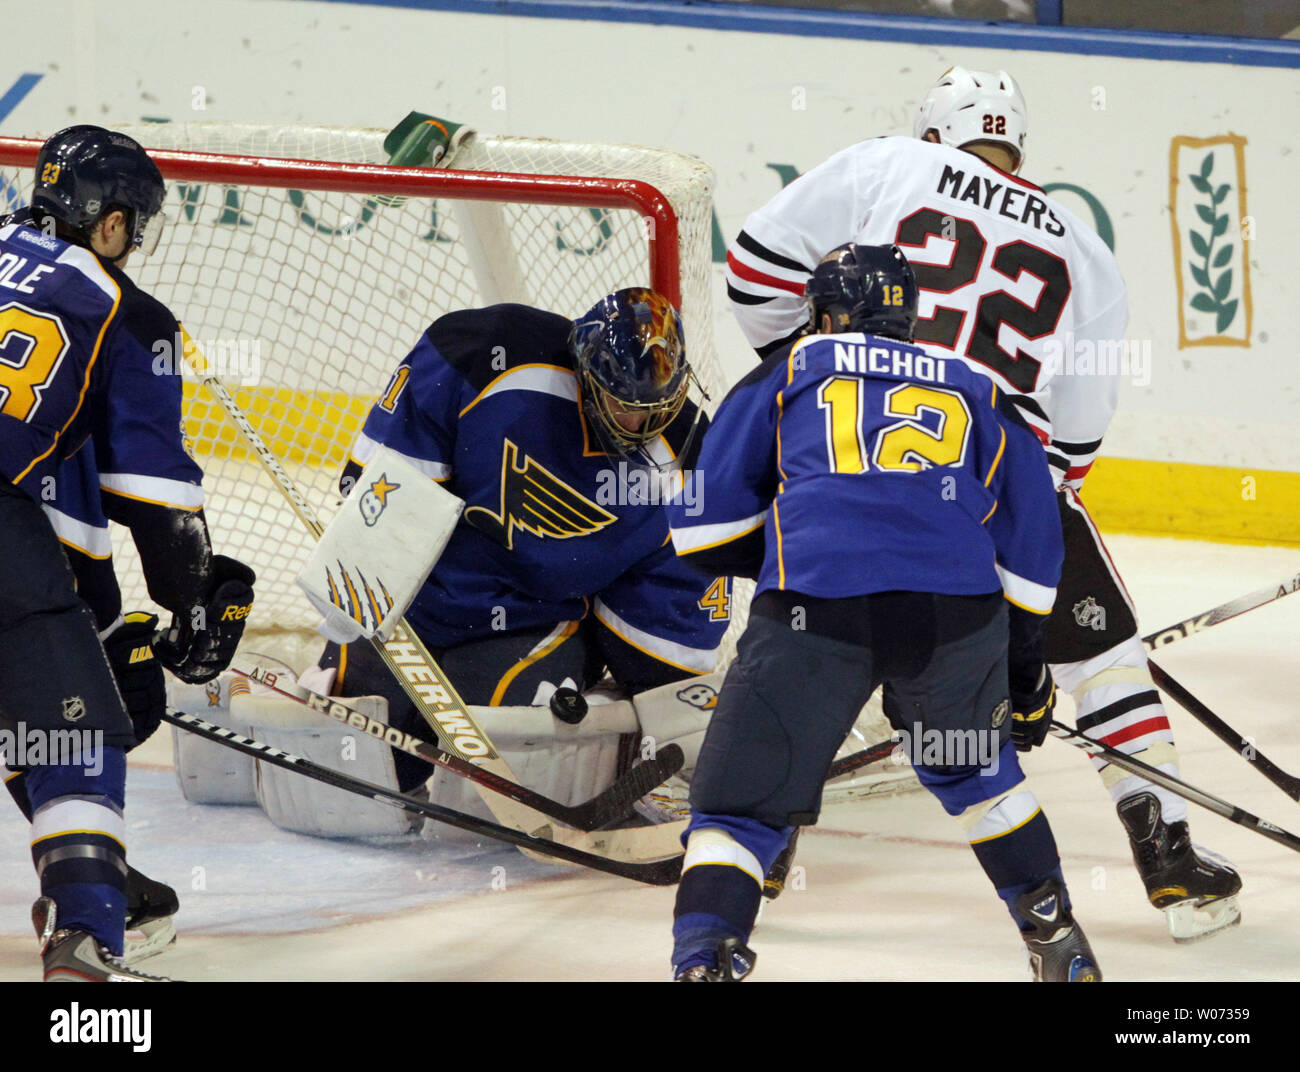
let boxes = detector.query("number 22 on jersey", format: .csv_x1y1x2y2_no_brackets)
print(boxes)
817,377,972,474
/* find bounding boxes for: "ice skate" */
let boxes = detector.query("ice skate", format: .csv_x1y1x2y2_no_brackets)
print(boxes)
1118,791,1241,942
1015,880,1102,982
123,865,180,963
675,937,757,982
34,897,173,982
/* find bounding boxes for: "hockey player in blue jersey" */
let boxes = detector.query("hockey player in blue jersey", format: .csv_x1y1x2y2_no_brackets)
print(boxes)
316,288,726,792
666,244,1100,982
0,126,255,979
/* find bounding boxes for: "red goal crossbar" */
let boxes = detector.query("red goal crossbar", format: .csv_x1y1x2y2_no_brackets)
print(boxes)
0,136,682,308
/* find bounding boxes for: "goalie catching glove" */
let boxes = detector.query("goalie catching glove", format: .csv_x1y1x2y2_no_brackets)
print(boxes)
1010,665,1056,752
154,555,256,684
102,612,167,750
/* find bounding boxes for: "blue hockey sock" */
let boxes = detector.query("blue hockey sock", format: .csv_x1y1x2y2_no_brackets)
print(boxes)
26,746,128,955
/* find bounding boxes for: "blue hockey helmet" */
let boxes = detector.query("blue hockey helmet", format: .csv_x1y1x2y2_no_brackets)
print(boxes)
570,287,690,454
805,243,918,341
32,125,165,255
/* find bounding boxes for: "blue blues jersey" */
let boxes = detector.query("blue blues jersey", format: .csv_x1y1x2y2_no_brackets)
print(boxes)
669,331,1062,615
0,217,211,618
343,303,725,684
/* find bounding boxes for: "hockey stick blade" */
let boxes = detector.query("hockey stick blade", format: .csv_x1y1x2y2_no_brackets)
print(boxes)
1148,660,1300,803
1143,570,1300,651
232,660,683,830
1048,719,1300,854
162,709,682,885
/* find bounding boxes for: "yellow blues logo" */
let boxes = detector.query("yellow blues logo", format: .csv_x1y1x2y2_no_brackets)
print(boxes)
358,473,401,527
323,561,396,633
465,439,617,550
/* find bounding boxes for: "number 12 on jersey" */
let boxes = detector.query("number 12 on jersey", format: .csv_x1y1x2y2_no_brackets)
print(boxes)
817,377,972,474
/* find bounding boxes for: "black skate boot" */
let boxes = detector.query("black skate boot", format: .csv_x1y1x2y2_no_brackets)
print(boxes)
1117,791,1241,942
124,865,179,963
1015,879,1102,982
675,937,757,982
34,897,173,981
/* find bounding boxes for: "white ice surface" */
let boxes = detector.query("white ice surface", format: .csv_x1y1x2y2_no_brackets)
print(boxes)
0,535,1296,981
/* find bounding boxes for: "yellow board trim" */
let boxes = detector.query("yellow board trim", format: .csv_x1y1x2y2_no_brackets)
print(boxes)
1083,457,1300,548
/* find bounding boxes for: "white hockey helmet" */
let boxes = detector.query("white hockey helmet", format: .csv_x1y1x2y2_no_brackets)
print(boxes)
914,67,1028,172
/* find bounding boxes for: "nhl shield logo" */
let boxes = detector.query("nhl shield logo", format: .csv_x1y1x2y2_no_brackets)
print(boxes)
990,698,1010,729
1073,596,1106,631
61,695,86,723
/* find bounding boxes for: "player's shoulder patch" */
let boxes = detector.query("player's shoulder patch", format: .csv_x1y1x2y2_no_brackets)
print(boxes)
425,303,575,395
726,344,792,401
102,260,180,352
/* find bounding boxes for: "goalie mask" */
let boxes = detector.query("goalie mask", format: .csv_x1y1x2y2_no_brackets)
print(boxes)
914,66,1028,173
32,125,166,256
805,243,918,342
570,288,691,455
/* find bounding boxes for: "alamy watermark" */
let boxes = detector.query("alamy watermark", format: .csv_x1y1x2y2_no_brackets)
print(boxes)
1043,332,1152,388
0,723,105,776
594,462,704,516
151,331,262,386
892,721,1001,775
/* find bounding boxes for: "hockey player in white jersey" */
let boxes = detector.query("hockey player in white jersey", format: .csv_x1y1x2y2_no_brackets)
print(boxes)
724,67,1241,942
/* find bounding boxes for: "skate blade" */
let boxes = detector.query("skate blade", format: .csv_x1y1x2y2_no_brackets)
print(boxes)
1166,895,1241,943
124,916,177,963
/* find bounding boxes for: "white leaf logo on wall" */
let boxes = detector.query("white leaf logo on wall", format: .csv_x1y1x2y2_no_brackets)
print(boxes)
1170,135,1252,347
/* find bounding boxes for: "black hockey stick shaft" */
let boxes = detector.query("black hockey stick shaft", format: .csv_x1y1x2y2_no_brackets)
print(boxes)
827,738,898,779
1148,660,1300,802
232,662,683,830
1048,719,1300,854
1142,570,1300,651
162,710,682,885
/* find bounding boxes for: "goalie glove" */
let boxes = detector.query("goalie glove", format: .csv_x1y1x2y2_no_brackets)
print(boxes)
154,555,256,684
1010,665,1056,752
101,612,166,750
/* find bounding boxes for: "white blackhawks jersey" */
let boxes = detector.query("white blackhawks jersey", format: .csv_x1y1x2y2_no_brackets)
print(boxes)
726,136,1128,489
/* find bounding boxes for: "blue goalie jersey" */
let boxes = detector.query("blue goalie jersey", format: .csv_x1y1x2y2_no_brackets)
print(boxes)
669,332,1062,615
343,303,726,680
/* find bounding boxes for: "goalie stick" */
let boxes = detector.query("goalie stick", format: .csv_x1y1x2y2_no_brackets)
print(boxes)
162,709,682,884
1143,570,1300,651
200,375,686,862
1048,719,1300,854
231,658,685,830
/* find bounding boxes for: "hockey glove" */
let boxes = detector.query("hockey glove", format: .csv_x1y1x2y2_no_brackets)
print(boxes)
102,612,167,750
1010,665,1056,752
154,555,256,684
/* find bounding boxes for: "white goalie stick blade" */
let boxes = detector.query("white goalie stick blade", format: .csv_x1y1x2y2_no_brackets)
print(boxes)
298,446,464,644
124,916,176,964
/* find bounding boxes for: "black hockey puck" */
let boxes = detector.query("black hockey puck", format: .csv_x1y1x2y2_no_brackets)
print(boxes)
550,687,588,724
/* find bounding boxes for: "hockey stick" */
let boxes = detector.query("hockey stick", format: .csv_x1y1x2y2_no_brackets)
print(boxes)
1048,719,1300,854
1148,660,1300,803
201,375,686,861
161,709,682,884
826,738,898,779
231,658,685,830
1142,570,1300,651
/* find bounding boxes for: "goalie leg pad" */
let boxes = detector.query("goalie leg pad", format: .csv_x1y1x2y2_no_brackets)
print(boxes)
422,698,629,843
168,672,259,805
689,616,874,828
235,690,411,838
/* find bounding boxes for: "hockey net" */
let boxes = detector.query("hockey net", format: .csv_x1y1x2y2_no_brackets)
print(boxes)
0,123,909,799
